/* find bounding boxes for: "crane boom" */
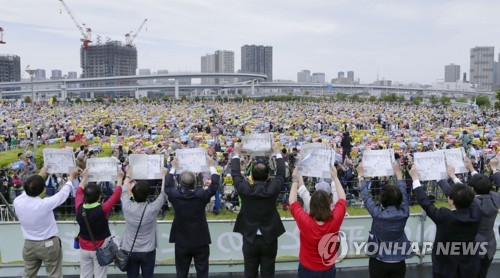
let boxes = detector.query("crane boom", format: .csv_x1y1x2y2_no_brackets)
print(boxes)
58,0,92,49
125,19,147,47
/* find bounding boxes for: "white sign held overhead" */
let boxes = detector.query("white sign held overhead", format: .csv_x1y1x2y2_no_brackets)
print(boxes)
443,148,468,173
43,148,76,174
299,143,331,162
241,133,273,155
298,149,333,179
87,158,119,182
414,151,447,181
362,149,395,177
175,148,208,173
128,154,164,180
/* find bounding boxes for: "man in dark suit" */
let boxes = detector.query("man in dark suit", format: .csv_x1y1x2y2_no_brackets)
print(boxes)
164,155,220,278
489,158,500,191
438,159,500,278
410,166,481,278
231,142,286,278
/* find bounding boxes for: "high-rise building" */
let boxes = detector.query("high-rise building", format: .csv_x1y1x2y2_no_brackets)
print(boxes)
215,50,234,84
0,54,21,82
297,70,311,83
444,63,460,82
311,72,326,84
201,53,216,85
138,69,153,86
51,69,63,80
347,71,354,81
35,69,46,80
470,46,494,90
338,71,345,78
241,45,273,81
81,41,138,94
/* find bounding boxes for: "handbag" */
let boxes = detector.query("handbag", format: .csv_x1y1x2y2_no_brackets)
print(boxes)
82,209,118,266
115,203,148,272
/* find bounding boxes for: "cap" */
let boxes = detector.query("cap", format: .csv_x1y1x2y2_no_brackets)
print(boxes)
314,181,331,195
25,151,33,158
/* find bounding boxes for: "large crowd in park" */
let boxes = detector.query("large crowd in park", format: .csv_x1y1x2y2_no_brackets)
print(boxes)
1,99,500,278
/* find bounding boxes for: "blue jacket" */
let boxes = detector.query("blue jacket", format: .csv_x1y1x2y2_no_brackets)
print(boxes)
360,179,414,262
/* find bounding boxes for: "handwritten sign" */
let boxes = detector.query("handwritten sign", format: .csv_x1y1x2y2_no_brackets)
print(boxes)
300,143,331,162
414,151,447,181
175,148,208,173
43,149,75,174
443,148,468,173
87,158,118,182
128,154,164,180
362,149,395,177
298,149,333,179
241,133,273,155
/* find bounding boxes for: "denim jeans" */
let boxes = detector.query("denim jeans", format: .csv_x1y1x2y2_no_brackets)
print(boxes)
126,249,156,278
298,263,336,278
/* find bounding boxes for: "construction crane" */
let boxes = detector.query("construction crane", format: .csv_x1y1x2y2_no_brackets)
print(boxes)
125,19,148,47
58,0,92,49
0,27,5,44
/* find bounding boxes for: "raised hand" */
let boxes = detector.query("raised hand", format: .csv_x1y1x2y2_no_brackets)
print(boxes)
69,167,82,181
125,165,132,177
39,166,48,177
464,158,475,172
272,143,281,154
409,165,419,181
116,167,124,182
489,158,498,171
392,162,403,180
206,155,216,167
446,164,456,178
356,163,364,178
292,168,300,182
233,143,243,155
330,164,338,179
171,157,179,168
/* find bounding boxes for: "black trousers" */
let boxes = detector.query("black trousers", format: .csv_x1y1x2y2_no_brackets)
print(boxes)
242,236,278,278
174,244,209,278
369,258,406,278
478,256,493,278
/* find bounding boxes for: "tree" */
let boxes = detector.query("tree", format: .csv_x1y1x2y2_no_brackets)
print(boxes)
368,96,378,102
474,95,490,107
336,93,347,101
96,96,104,103
304,91,310,96
50,96,58,104
24,96,32,103
439,96,451,106
397,95,405,102
411,96,423,105
495,89,500,109
161,95,169,102
349,94,359,102
74,97,82,104
455,96,467,103
429,95,439,105
380,93,398,102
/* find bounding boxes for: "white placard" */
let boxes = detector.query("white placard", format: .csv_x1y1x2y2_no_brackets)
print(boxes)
414,151,447,181
298,149,333,179
175,148,208,173
128,154,164,180
362,149,395,177
300,143,331,162
86,158,119,182
43,149,76,174
241,133,273,155
444,148,468,173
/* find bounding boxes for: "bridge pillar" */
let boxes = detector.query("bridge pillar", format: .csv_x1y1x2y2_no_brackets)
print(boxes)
175,80,179,99
60,84,67,100
251,80,255,96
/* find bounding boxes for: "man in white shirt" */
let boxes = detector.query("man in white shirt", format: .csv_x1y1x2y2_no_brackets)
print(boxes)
14,166,79,278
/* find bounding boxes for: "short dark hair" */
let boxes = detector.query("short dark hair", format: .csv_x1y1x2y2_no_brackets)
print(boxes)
132,181,150,202
309,190,333,222
252,163,269,182
83,183,101,204
380,184,403,209
24,175,45,197
448,184,474,209
468,174,492,195
180,171,196,190
17,153,23,158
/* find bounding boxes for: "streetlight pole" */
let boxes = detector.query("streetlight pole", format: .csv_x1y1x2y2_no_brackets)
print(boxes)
25,68,37,156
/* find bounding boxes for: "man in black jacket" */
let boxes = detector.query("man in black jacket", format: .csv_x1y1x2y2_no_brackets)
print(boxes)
231,143,286,278
165,155,220,278
410,166,481,278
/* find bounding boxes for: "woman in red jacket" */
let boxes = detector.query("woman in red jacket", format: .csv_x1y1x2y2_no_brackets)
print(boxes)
289,166,346,277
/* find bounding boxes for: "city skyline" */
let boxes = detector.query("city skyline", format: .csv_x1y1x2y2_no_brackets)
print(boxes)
1,0,500,84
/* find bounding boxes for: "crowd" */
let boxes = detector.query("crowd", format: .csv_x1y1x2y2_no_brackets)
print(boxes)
1,99,500,278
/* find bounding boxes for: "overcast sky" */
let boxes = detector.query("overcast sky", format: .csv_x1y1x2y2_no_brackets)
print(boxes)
1,0,500,84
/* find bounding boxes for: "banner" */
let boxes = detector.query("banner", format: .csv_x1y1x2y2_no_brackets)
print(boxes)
87,158,119,182
414,151,447,181
128,154,164,180
361,149,395,177
43,149,76,174
175,148,208,173
241,133,273,155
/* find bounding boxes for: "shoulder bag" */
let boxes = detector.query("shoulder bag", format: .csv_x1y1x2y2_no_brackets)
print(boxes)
115,203,148,272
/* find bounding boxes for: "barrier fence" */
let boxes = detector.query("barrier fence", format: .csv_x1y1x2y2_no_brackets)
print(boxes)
0,213,499,276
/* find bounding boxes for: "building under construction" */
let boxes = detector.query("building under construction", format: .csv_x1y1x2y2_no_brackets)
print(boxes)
0,54,21,82
80,41,137,97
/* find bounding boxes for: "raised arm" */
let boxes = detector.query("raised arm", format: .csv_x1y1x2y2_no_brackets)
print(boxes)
46,167,79,210
102,170,123,214
393,162,409,212
269,143,285,195
410,165,441,223
230,143,244,191
489,158,500,188
164,158,178,192
289,168,300,205
121,165,133,205
204,155,220,200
